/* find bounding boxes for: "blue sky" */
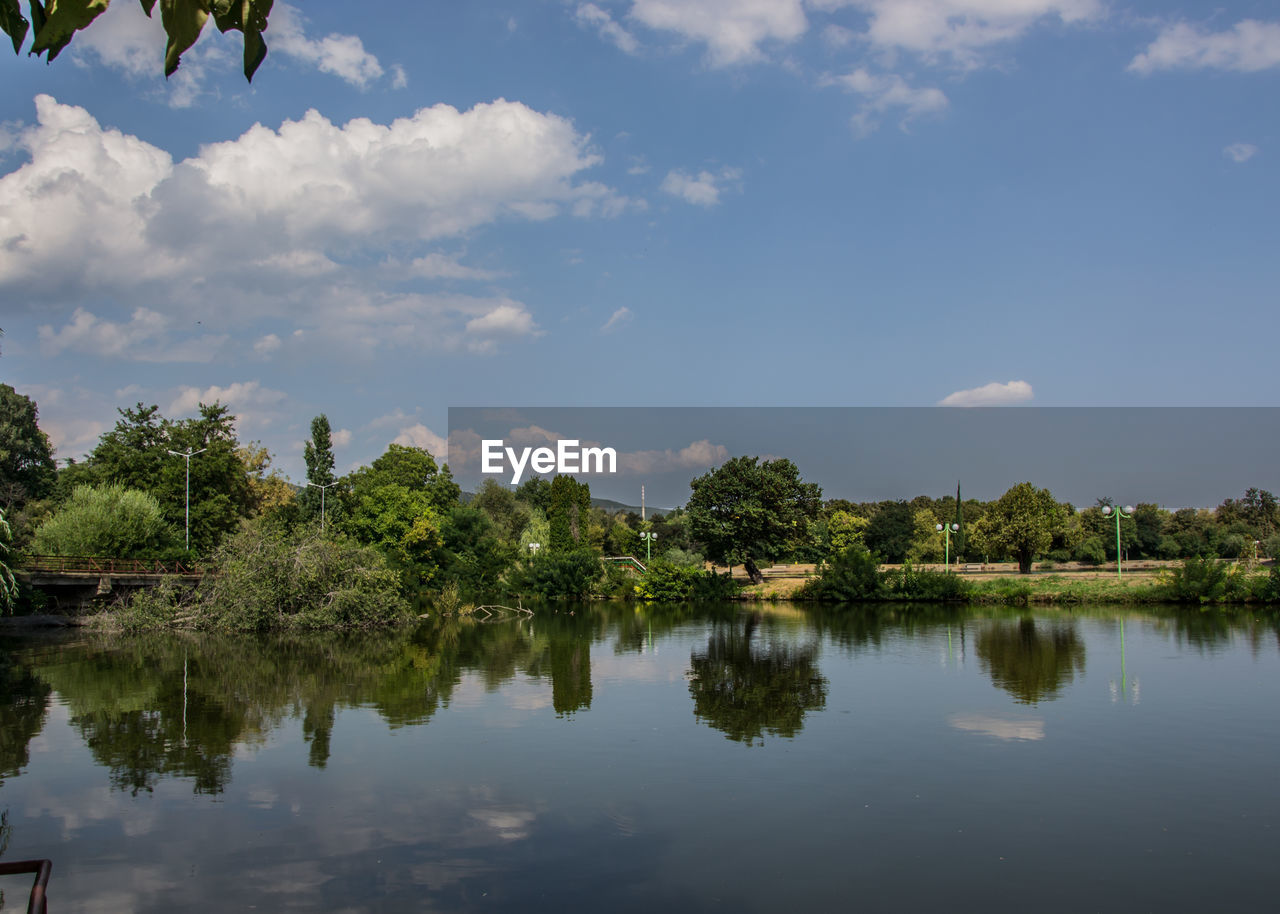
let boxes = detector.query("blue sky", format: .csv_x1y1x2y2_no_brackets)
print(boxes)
1,1,1276,486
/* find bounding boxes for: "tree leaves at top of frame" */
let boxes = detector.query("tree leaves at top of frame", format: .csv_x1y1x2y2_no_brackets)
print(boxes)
1,0,275,82
0,0,29,54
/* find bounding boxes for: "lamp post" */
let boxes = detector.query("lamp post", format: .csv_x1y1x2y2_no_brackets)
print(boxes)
1101,504,1134,579
167,447,206,551
639,531,657,563
528,542,541,558
935,522,959,570
307,481,339,531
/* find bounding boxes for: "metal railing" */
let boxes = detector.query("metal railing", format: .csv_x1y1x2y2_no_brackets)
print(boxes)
0,859,51,914
17,554,205,576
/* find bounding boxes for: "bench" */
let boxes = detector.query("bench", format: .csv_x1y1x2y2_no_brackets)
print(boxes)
963,563,984,573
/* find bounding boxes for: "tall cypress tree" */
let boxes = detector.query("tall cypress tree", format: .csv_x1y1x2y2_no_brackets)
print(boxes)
301,414,336,522
954,480,965,558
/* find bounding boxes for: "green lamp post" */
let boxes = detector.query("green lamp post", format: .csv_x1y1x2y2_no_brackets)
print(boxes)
935,522,959,571
639,531,657,563
1101,504,1134,579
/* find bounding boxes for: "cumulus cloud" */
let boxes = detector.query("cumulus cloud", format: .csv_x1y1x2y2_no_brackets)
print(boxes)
619,440,729,474
38,307,229,362
938,380,1034,407
253,334,282,356
0,96,625,354
576,3,640,55
392,423,449,459
825,68,948,135
269,3,386,88
816,0,1102,68
628,0,808,66
167,381,288,428
660,166,743,206
331,428,353,448
1223,143,1259,163
1129,20,1280,74
601,306,634,333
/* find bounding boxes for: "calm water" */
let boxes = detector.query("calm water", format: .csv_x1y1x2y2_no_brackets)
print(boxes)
1,603,1279,912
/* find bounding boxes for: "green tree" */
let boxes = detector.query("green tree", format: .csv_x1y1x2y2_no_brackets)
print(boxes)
863,500,914,564
300,414,337,524
346,443,459,514
436,505,514,593
0,507,18,612
341,483,442,585
983,482,1062,574
976,618,1086,704
2,0,276,81
686,456,822,584
32,483,177,557
547,474,591,553
470,478,530,545
826,509,869,554
0,383,56,511
85,402,253,553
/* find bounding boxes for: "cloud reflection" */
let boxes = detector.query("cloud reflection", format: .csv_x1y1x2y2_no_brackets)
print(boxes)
949,713,1045,741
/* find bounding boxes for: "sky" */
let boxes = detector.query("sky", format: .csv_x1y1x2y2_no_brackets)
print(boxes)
1,1,1276,493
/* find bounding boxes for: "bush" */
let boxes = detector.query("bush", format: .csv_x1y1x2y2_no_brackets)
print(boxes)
33,483,178,558
112,519,409,631
881,562,973,601
634,560,739,602
505,550,602,600
1161,556,1230,604
1074,537,1107,566
800,545,882,601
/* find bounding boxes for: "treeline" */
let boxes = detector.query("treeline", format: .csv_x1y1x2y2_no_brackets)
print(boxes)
2,383,1277,619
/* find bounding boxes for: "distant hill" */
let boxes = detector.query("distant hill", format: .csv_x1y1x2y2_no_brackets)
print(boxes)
460,491,670,516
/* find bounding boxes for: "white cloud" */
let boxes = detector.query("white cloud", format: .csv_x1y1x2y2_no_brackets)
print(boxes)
619,439,730,474
817,0,1102,68
1223,143,1259,163
167,381,288,428
938,380,1034,407
253,333,282,355
38,307,229,362
401,253,497,281
576,3,640,55
826,68,948,135
264,3,385,88
601,306,634,333
628,0,808,66
0,96,625,354
331,428,353,448
390,64,409,89
392,423,449,459
1129,20,1280,74
660,166,743,206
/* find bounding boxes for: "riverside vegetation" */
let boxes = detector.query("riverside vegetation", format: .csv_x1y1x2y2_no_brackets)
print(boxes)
1,388,1278,624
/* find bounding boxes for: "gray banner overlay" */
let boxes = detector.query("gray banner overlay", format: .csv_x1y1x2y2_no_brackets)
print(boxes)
448,408,1279,510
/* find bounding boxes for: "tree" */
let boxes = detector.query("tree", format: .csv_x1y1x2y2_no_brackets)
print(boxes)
301,414,337,523
982,482,1062,574
84,401,253,553
2,0,276,82
33,483,177,557
345,443,459,514
863,500,914,564
0,507,18,612
976,618,1086,704
0,383,56,511
547,474,591,553
686,456,822,584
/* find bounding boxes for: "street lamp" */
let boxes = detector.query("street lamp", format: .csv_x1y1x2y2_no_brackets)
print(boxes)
639,531,657,563
307,480,339,531
1101,504,1134,578
935,522,959,571
167,447,206,551
528,542,541,556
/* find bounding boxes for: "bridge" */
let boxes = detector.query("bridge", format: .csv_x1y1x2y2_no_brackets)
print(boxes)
604,555,647,574
14,554,206,609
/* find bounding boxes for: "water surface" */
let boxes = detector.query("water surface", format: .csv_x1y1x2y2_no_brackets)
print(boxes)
1,603,1278,912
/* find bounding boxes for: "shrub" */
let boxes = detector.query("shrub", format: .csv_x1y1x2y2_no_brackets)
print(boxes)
505,549,602,600
800,545,882,601
33,483,179,558
112,519,409,631
881,562,973,601
634,560,739,602
1161,556,1229,603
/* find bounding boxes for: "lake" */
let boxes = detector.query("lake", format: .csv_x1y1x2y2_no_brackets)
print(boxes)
1,603,1278,912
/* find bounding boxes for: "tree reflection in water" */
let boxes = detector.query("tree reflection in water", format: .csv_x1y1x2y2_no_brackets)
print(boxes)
975,617,1086,704
688,611,828,746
